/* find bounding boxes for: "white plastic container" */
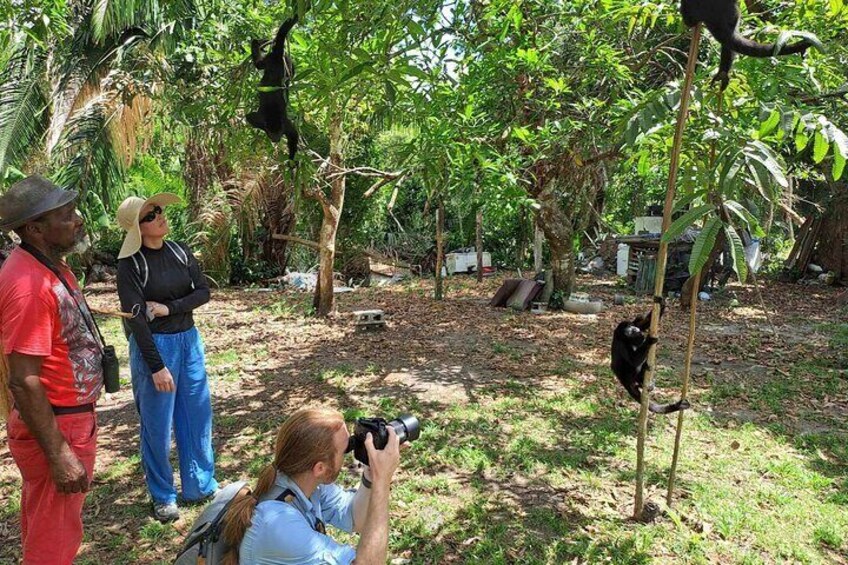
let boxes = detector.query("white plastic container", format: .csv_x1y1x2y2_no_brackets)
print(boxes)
616,244,630,276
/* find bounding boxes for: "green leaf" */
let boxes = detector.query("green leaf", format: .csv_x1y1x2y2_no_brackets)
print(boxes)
834,147,846,180
724,225,748,284
511,126,530,143
661,204,713,243
724,200,765,238
813,131,829,163
745,142,788,188
795,131,810,152
337,61,374,85
758,109,780,137
637,151,650,176
689,217,722,276
401,64,429,81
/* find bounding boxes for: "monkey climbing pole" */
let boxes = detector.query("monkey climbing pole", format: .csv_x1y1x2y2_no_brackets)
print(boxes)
633,24,702,519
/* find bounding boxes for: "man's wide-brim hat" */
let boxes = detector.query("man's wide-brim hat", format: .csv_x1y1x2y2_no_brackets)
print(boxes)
0,175,79,232
116,193,182,259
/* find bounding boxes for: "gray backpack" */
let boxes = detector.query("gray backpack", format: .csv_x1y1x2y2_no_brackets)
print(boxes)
174,481,249,565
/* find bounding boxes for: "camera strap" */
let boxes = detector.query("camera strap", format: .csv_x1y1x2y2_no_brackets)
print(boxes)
19,243,107,352
275,488,326,534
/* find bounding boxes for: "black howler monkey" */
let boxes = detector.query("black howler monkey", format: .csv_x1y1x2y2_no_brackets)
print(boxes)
611,302,690,415
680,0,812,91
247,16,299,159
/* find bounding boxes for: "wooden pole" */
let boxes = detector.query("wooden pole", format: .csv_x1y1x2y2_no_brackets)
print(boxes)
435,199,445,300
667,89,723,505
476,209,484,283
634,24,702,519
666,270,700,504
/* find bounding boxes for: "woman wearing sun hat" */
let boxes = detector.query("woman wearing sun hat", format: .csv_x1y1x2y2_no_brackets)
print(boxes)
115,193,218,523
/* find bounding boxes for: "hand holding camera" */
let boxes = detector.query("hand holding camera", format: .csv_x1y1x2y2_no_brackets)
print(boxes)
347,414,420,467
363,427,400,487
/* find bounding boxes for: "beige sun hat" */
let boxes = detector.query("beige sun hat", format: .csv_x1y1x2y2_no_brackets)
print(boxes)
116,193,182,259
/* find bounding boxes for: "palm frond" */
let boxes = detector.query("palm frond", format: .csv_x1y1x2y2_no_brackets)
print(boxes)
0,50,49,177
91,0,161,44
51,93,125,206
189,189,233,286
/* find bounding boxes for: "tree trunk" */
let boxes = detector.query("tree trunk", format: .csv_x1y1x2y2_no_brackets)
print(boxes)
536,184,576,300
817,187,848,283
313,111,345,317
314,214,338,315
435,200,445,300
476,208,484,283
515,207,529,268
533,217,544,273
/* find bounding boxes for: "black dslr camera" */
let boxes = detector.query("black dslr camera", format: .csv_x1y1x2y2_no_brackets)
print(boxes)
346,414,420,466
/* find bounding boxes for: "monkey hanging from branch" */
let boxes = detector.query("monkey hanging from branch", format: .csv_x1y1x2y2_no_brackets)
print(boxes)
680,0,819,91
247,15,299,160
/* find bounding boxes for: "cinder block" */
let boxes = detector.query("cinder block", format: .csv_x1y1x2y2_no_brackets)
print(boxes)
353,309,386,330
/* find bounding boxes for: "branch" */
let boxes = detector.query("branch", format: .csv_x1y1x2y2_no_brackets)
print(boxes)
302,181,331,210
798,89,848,104
364,172,406,198
272,234,320,250
627,33,688,74
777,199,804,225
326,166,404,180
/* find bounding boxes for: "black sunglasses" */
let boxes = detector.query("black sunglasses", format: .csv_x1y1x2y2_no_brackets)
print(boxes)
139,205,163,224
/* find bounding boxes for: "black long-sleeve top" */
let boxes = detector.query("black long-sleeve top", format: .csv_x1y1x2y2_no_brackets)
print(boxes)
117,241,210,373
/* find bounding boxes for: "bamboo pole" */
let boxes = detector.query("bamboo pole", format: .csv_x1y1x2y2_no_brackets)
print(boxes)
634,24,702,519
667,88,724,505
435,200,445,300
666,271,700,504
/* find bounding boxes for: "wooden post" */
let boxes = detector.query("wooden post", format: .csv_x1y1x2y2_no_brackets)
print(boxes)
435,200,445,300
476,209,484,283
634,24,702,519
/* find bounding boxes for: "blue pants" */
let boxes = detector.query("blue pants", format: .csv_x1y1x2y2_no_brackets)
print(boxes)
129,327,218,504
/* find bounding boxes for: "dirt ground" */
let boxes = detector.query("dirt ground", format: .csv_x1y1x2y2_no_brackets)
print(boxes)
0,273,845,564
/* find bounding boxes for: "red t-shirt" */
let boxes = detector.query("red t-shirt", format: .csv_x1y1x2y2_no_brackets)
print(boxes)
0,246,103,406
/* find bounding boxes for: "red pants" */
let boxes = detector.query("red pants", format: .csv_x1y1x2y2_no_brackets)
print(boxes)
6,408,97,565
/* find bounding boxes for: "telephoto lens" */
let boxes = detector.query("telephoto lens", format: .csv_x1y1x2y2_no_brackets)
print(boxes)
348,414,420,465
387,414,420,445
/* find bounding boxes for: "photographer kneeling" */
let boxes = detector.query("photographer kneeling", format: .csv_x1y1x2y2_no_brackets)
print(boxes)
221,408,404,565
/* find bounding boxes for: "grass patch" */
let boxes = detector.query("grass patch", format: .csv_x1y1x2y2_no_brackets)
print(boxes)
139,521,177,542
207,348,239,367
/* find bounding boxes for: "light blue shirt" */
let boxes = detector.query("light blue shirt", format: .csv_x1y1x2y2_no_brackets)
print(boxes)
239,472,357,565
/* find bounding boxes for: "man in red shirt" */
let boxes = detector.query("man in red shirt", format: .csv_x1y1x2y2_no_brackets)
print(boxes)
0,175,103,565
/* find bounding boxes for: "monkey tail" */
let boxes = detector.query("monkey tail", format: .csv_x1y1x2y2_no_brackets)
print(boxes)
728,33,810,58
648,399,691,414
